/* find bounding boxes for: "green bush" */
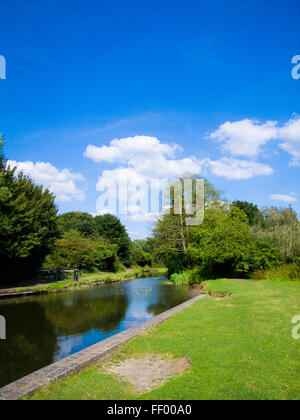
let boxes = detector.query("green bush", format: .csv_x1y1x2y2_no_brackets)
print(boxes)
131,244,153,267
245,239,282,273
93,242,118,272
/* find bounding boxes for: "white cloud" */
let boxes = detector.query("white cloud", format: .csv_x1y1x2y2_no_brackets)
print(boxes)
86,136,206,216
87,136,203,182
123,213,161,223
269,194,297,203
127,231,146,240
278,116,300,166
7,160,86,202
86,136,276,216
209,119,278,158
204,157,274,180
84,135,180,164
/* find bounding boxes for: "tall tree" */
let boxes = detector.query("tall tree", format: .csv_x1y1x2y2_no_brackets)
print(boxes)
58,212,96,237
0,140,59,283
94,214,132,266
153,178,221,275
251,207,300,263
232,200,260,225
187,206,251,275
0,135,5,170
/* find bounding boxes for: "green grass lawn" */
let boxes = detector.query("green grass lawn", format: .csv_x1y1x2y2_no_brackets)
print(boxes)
27,279,300,400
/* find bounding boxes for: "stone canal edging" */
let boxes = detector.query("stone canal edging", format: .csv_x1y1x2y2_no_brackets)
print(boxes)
0,293,207,400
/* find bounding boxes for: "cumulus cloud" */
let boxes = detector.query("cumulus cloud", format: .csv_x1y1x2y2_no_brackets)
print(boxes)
278,116,300,166
86,135,276,218
84,135,180,164
204,157,274,180
209,119,278,158
7,160,86,202
209,115,300,165
269,194,297,203
86,136,206,218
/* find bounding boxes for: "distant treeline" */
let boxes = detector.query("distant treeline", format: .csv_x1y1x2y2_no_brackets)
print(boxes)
152,179,300,283
0,137,155,284
1,136,299,284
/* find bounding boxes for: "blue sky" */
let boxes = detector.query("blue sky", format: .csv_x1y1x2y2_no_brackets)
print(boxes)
0,0,299,238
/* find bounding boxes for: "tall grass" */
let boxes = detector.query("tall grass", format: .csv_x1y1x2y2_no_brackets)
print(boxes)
170,268,203,285
251,264,300,281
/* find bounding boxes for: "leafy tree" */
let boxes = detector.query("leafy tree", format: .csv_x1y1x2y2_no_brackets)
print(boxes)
187,207,251,275
232,200,260,225
153,178,222,275
153,213,188,275
246,239,282,273
0,135,5,170
58,212,96,237
93,214,131,266
0,140,59,283
251,207,300,263
93,241,119,272
134,238,155,255
131,243,152,267
43,230,95,270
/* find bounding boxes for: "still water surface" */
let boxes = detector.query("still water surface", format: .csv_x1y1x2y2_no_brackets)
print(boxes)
0,277,195,388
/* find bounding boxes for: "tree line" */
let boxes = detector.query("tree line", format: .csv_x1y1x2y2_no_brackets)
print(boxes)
0,137,152,284
1,136,299,285
150,179,300,283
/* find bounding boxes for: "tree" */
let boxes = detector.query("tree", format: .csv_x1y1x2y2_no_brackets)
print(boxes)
232,200,260,225
246,239,281,273
0,141,59,283
93,214,131,266
187,206,251,275
251,207,300,263
152,178,222,275
93,240,119,272
131,243,152,267
58,212,96,237
0,135,5,170
43,230,95,270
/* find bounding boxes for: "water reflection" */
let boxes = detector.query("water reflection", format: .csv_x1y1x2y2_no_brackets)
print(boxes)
0,277,196,388
44,292,129,336
0,302,58,388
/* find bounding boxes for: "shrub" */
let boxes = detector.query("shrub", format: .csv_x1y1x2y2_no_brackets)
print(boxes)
131,244,153,267
93,242,118,272
245,239,282,273
170,268,203,285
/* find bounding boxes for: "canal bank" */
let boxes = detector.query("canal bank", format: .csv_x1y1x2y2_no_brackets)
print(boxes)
0,293,207,400
0,275,202,391
0,268,167,299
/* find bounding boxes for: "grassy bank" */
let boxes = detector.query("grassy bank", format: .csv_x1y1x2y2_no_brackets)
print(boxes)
0,268,167,296
27,278,300,400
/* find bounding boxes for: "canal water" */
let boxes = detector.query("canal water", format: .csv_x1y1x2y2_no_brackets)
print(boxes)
0,277,196,388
